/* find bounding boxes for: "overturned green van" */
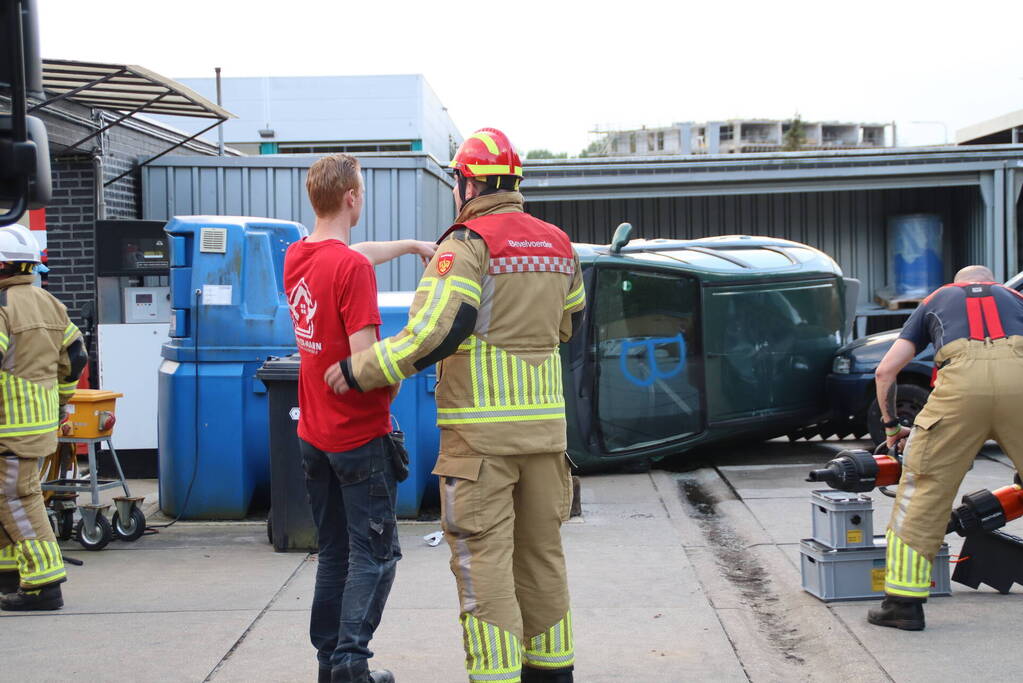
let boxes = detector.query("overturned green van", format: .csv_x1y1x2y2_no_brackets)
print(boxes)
563,225,858,471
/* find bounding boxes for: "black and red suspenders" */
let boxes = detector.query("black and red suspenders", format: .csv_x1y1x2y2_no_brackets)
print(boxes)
959,283,1006,340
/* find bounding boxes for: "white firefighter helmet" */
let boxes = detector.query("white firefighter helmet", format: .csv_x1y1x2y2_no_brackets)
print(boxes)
0,225,47,273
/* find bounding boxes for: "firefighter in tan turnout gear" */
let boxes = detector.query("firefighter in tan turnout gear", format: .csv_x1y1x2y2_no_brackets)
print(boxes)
868,265,1023,630
326,128,584,682
0,225,86,611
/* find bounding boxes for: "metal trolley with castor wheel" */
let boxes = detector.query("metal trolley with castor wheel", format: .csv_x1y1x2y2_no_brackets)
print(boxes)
39,389,146,551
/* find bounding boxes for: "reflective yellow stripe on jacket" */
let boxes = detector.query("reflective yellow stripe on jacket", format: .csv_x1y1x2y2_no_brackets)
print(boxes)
62,323,80,347
564,283,585,311
372,276,482,385
438,337,564,425
0,372,60,437
0,331,9,354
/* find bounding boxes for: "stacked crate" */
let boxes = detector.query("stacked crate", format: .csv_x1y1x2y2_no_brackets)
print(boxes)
800,489,951,601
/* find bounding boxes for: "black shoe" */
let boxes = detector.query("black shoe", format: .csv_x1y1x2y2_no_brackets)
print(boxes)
0,582,64,611
0,571,18,595
867,596,925,631
331,669,394,683
522,665,574,682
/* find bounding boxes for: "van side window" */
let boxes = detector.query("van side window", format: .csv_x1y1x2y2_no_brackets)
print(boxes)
592,267,703,452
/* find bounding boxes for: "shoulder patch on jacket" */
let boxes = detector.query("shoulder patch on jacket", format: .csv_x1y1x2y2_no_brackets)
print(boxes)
437,251,455,276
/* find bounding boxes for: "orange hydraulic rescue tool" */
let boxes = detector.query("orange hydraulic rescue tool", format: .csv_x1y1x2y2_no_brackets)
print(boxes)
807,449,1023,536
805,449,901,493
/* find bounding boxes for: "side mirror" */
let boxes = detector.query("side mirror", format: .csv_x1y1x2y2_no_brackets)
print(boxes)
610,222,633,255
0,114,51,212
0,0,49,226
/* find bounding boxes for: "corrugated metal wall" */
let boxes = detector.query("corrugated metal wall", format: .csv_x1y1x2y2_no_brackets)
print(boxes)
142,155,454,292
526,186,987,305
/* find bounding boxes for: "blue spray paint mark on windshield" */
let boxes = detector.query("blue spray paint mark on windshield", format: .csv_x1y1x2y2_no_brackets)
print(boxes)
619,333,686,387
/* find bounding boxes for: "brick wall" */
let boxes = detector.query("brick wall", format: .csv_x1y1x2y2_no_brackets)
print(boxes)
44,156,96,327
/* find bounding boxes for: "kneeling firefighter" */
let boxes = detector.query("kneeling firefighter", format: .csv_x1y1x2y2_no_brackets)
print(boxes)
327,128,585,682
0,225,86,610
868,265,1023,630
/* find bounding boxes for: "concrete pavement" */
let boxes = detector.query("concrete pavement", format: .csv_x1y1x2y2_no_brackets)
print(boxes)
3,439,1021,681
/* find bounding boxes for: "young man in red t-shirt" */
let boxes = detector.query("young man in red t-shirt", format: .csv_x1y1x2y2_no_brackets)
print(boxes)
284,153,435,683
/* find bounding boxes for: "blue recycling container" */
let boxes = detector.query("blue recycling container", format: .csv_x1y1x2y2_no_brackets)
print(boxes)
158,216,306,519
889,214,944,297
377,292,440,516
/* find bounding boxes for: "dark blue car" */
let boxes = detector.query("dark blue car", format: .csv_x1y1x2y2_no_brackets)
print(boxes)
827,271,1023,444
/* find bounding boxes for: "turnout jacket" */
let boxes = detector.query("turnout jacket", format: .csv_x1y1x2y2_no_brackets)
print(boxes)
0,276,83,458
345,192,586,455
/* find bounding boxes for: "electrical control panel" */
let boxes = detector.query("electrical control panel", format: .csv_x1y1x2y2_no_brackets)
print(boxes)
123,286,170,323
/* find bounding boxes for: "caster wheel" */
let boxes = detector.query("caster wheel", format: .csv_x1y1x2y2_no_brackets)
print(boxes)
58,509,75,541
112,507,146,542
75,515,112,551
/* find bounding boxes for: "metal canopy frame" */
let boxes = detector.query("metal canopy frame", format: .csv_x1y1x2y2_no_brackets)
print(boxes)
30,59,234,186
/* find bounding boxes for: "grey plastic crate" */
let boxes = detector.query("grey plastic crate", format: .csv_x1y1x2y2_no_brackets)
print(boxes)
800,536,952,602
811,489,874,549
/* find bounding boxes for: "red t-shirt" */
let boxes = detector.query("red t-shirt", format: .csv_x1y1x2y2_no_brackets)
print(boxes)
283,238,391,452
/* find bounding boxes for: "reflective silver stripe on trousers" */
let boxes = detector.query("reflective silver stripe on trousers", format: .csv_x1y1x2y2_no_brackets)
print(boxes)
444,478,477,612
3,456,35,538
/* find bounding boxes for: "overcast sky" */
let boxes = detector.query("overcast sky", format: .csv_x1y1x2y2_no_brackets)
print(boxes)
38,0,1023,154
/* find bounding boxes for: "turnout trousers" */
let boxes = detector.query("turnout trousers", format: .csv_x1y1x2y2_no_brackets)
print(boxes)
0,454,66,589
886,337,1023,599
434,438,575,683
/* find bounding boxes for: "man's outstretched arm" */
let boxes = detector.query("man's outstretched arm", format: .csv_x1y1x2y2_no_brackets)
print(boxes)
325,237,483,395
351,240,437,267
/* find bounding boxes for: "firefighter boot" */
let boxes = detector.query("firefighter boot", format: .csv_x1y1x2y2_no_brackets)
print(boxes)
522,666,574,682
0,571,18,595
867,596,925,631
0,582,64,611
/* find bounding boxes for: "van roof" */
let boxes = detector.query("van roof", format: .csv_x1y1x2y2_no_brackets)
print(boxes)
575,235,842,277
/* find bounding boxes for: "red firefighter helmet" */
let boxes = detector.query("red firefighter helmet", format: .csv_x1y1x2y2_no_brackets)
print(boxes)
449,128,523,179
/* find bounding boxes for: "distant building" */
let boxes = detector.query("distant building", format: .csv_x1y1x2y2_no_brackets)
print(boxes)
152,75,463,161
589,119,891,156
956,109,1023,145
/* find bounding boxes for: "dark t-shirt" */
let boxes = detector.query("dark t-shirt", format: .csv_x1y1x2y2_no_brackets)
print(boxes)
899,282,1023,354
284,238,391,452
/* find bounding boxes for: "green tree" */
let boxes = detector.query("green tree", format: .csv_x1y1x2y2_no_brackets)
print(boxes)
578,139,605,158
783,114,807,151
526,149,568,159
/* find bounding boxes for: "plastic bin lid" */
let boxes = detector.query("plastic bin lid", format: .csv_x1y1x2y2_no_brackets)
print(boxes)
69,389,124,403
256,353,301,381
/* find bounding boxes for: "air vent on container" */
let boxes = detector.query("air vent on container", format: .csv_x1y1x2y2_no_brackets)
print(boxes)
199,227,228,254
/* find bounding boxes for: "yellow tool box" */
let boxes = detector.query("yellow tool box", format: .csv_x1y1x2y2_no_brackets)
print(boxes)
63,389,124,438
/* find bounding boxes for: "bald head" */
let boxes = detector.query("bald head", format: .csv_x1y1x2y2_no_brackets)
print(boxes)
954,265,995,284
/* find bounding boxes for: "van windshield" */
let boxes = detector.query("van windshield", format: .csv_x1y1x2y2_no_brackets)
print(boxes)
591,267,704,452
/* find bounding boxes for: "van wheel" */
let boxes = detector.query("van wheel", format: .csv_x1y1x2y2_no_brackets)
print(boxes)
867,383,931,445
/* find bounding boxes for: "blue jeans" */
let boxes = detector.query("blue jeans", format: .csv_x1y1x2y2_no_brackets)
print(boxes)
300,436,402,681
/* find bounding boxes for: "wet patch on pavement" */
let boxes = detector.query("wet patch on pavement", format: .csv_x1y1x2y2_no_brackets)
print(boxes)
679,478,807,666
